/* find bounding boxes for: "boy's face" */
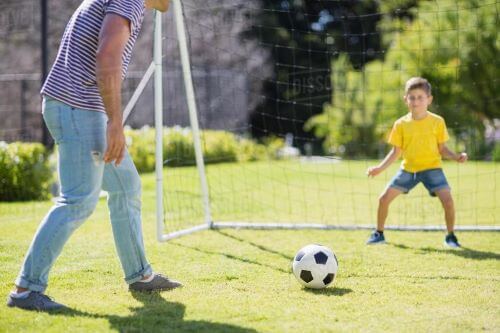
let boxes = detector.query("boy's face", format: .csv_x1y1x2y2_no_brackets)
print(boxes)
404,88,432,113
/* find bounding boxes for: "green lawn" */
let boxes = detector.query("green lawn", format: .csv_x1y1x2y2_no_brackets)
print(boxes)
0,160,499,332
160,160,499,232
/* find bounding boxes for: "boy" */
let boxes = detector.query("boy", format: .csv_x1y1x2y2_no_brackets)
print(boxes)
366,77,467,247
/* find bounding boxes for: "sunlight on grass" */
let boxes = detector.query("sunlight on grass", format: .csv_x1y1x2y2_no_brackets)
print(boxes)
160,160,499,233
0,160,498,332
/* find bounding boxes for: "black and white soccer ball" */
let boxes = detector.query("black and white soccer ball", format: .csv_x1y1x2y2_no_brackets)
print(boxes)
292,244,338,289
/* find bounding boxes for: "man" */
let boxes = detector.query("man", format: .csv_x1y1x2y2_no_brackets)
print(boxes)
7,0,179,311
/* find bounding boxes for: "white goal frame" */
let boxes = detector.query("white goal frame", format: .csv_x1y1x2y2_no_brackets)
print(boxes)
124,1,499,242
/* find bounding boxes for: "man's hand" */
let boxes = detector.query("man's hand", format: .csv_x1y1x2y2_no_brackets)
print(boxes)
456,152,468,163
367,166,383,178
104,121,126,166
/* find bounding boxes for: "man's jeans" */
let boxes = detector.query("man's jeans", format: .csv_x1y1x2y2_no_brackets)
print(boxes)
15,97,152,292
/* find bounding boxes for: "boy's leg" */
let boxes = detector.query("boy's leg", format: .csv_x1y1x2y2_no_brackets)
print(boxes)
367,169,414,245
102,150,152,285
14,102,106,293
376,187,403,231
419,169,455,233
436,189,461,247
435,189,455,233
378,169,416,230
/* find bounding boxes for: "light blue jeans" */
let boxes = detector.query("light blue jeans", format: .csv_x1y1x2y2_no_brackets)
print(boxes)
15,97,152,292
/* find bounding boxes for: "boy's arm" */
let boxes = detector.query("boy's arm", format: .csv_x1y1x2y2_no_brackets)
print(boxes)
367,146,402,177
438,143,468,163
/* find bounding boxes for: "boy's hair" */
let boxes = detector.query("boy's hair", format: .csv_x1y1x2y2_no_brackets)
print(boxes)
405,77,432,96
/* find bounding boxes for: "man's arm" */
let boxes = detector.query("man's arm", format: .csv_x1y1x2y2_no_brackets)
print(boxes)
438,143,468,163
96,14,131,166
367,146,402,177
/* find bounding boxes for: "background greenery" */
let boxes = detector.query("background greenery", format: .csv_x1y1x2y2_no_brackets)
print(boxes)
125,127,285,172
251,0,498,158
0,131,285,201
0,142,52,201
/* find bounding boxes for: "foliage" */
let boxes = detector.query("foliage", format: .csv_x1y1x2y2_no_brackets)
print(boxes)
305,55,383,157
308,0,499,159
492,143,500,162
0,141,52,201
395,0,499,158
248,0,390,148
125,127,284,173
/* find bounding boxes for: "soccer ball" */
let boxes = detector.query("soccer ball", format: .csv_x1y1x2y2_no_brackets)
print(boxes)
292,244,338,289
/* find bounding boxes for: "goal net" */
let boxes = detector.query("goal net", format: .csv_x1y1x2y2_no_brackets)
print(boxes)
126,0,499,240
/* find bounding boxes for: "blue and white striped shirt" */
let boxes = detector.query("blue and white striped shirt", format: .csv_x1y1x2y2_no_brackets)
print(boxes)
41,0,145,113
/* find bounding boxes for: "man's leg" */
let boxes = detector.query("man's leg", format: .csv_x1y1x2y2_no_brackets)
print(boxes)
102,150,152,284
14,102,106,295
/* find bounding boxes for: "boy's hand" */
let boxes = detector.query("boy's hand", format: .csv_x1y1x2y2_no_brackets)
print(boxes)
367,166,383,178
456,152,468,163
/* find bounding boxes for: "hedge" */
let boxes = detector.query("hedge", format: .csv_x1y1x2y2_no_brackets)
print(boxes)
0,129,286,200
0,142,52,201
493,143,500,162
125,126,284,173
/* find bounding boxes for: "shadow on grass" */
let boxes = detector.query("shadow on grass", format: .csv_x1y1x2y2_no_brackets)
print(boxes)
390,243,500,261
215,230,294,261
170,241,290,274
49,291,257,333
303,287,353,296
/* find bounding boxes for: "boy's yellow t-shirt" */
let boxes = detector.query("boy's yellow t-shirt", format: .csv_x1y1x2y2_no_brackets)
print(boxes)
388,111,449,172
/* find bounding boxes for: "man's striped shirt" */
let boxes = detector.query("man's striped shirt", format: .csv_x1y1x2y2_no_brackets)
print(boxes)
41,0,145,113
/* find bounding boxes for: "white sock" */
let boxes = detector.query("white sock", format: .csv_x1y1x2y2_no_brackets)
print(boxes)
10,290,31,299
138,273,155,283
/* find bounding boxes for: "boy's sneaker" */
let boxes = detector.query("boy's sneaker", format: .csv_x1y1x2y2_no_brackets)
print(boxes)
6,291,66,311
129,273,182,292
366,231,386,245
444,233,461,248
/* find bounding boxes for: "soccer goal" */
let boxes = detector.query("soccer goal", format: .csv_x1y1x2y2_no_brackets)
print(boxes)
125,0,499,241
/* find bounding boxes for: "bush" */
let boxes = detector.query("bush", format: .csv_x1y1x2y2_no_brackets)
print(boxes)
237,138,268,162
125,127,157,173
0,142,52,201
262,136,287,159
125,127,284,173
492,143,500,162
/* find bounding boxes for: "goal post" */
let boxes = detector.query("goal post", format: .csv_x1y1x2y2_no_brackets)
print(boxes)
125,1,500,242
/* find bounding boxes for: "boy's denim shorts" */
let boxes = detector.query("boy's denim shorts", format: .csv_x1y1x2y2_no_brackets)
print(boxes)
388,168,450,197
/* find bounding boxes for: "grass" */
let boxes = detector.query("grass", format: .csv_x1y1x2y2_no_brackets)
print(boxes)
160,159,499,231
0,160,499,332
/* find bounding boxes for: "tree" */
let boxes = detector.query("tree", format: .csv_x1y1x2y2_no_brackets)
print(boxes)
248,0,385,149
305,54,382,157
308,0,499,159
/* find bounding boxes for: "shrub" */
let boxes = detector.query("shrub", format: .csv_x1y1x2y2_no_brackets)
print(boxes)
125,127,285,173
237,138,268,162
492,143,500,162
262,136,287,159
125,127,156,173
0,142,52,201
